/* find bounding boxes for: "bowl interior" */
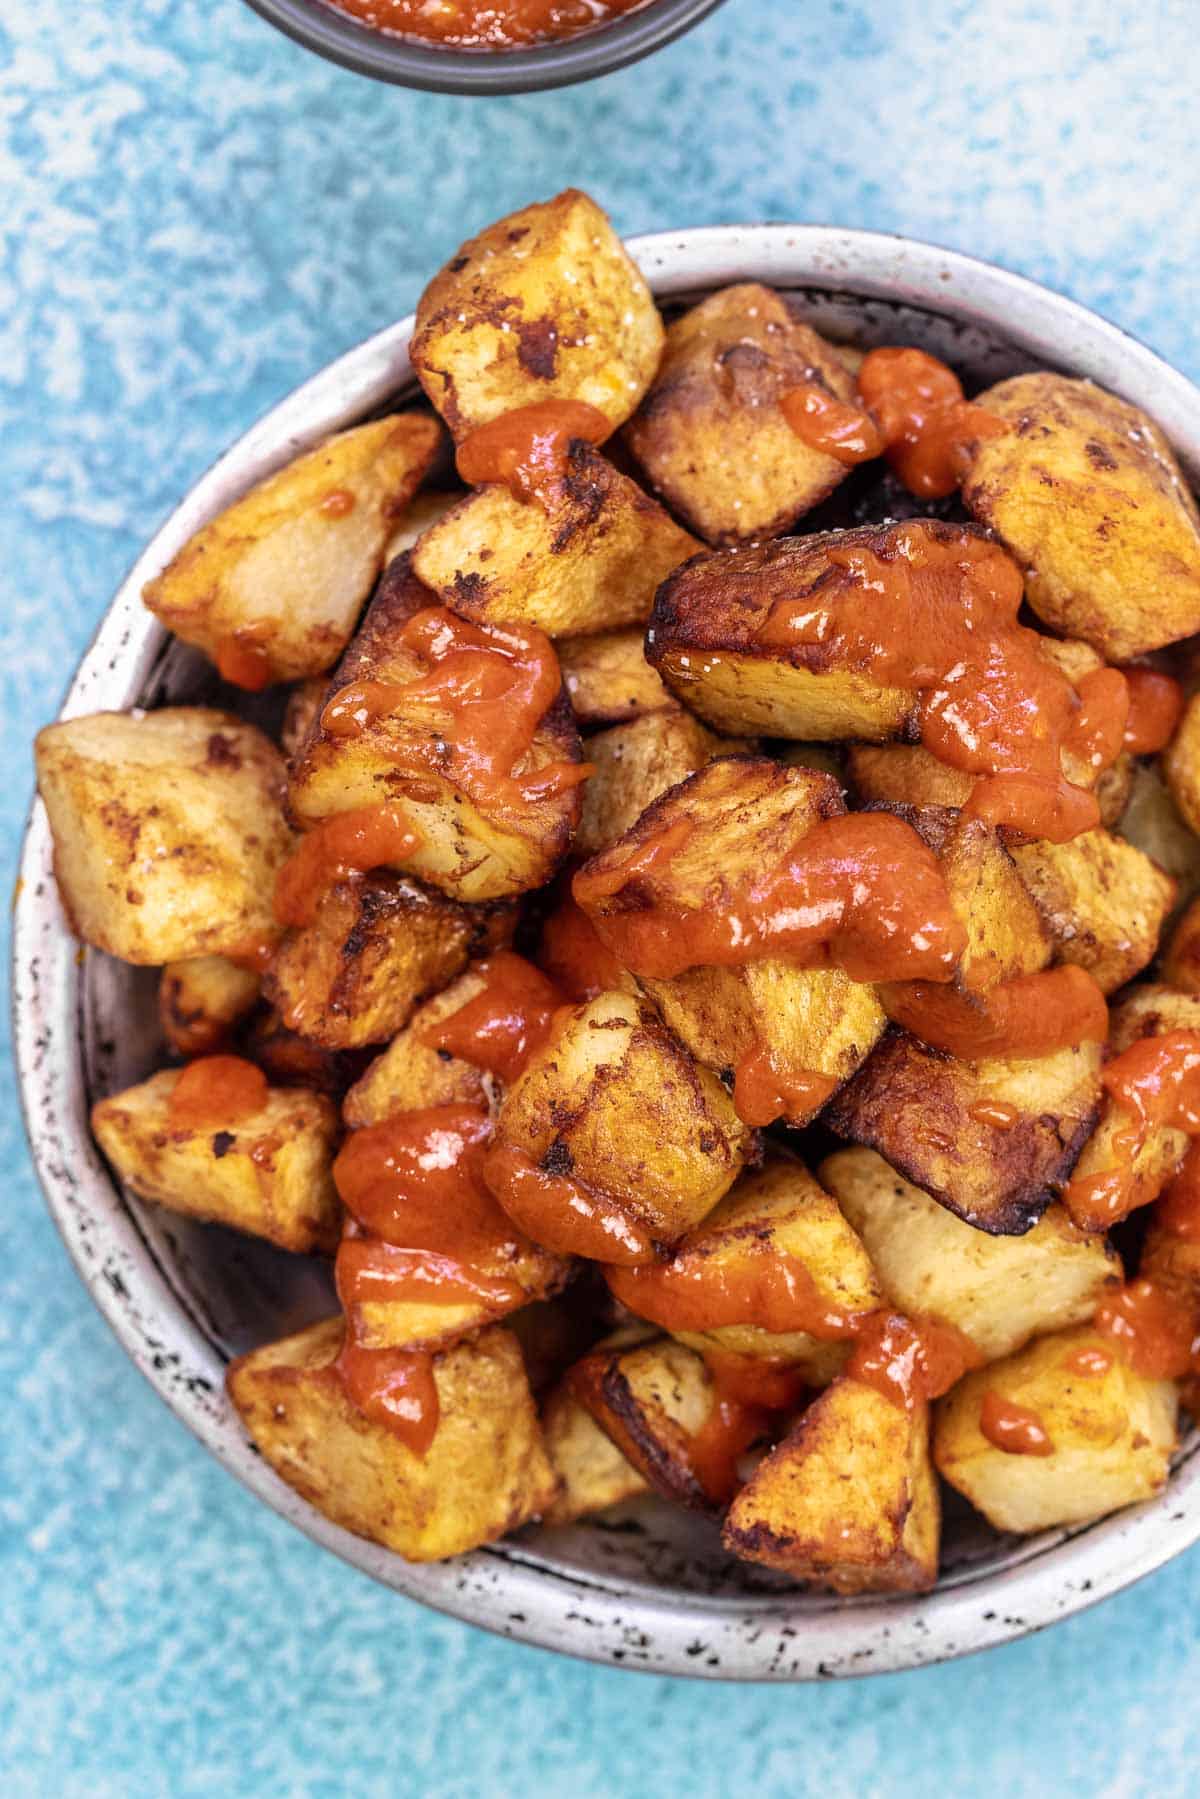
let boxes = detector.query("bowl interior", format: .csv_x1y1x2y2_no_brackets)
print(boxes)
21,236,1200,1677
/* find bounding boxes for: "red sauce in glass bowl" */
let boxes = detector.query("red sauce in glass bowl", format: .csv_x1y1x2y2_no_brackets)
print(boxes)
316,0,651,50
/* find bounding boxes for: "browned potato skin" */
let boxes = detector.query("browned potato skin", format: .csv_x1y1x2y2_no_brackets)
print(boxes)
1163,896,1200,994
264,873,511,1051
92,1068,340,1254
287,555,584,902
409,189,663,441
412,447,700,639
143,416,442,683
576,711,745,858
541,1381,650,1525
1011,828,1175,995
568,1336,724,1514
934,1326,1177,1534
557,627,676,728
341,965,498,1128
35,708,295,966
826,1030,1103,1235
159,956,261,1057
494,990,752,1245
960,374,1200,661
723,1375,940,1594
227,1319,559,1562
623,284,859,544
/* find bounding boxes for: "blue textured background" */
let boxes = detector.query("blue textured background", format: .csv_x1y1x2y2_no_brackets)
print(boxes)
4,0,1200,1791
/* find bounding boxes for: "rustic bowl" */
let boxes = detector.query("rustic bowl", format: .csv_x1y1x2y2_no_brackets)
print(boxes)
15,226,1200,1680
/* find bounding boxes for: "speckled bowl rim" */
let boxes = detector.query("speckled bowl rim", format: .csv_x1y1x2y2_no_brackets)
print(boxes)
238,0,728,94
15,225,1200,1681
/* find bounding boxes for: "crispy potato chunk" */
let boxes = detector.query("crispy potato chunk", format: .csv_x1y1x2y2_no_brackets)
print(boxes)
1163,692,1200,836
849,743,1130,826
630,1157,883,1386
159,956,261,1057
557,627,675,728
568,1336,726,1513
265,874,508,1051
827,1032,1103,1234
412,448,699,638
542,1381,650,1525
934,1326,1177,1532
1163,897,1200,994
960,374,1200,660
227,1319,558,1562
287,555,583,902
342,966,497,1127
35,709,294,965
347,1234,570,1357
623,284,859,544
648,530,920,739
92,1067,339,1253
821,1148,1119,1361
143,416,442,683
576,711,744,858
582,756,885,1111
495,991,751,1245
901,806,1049,990
410,189,663,441
1011,828,1174,995
1109,982,1200,1053
723,1376,940,1593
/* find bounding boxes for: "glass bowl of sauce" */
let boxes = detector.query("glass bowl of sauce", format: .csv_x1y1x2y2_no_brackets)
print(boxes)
240,0,728,91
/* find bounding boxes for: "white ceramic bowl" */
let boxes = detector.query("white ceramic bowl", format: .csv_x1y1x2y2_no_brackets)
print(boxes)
15,226,1200,1681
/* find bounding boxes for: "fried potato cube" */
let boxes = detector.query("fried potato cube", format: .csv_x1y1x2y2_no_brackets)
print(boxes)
347,1235,570,1357
557,627,676,728
409,189,663,441
159,956,262,1058
821,1147,1120,1361
1163,897,1200,994
143,416,442,683
341,966,498,1128
582,756,885,1110
495,991,751,1245
1011,828,1175,995
723,1376,940,1593
1109,982,1200,1052
647,530,919,739
623,284,859,544
35,708,294,965
92,1067,340,1253
568,1336,728,1513
411,448,699,639
826,1032,1103,1234
576,711,745,858
1163,692,1200,837
960,373,1200,660
542,1381,650,1525
264,873,508,1051
287,555,583,902
933,1326,1177,1533
227,1319,558,1562
624,1156,883,1387
902,806,1049,990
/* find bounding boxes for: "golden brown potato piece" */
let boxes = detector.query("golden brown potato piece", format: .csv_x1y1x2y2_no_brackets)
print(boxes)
409,189,663,441
1109,982,1200,1053
581,756,885,1112
264,874,508,1051
227,1319,558,1562
576,711,744,858
618,1156,883,1387
341,966,498,1127
346,1231,570,1357
623,283,859,544
35,709,294,965
1011,828,1175,995
647,529,919,739
934,1326,1177,1533
541,1382,650,1525
723,1376,940,1594
143,416,442,684
159,956,262,1058
1163,896,1200,994
826,1032,1103,1234
847,744,976,811
411,448,699,639
1163,692,1200,836
901,806,1050,991
287,555,583,902
557,628,676,728
568,1335,731,1513
92,1067,340,1253
820,1148,1119,1361
494,990,751,1246
960,374,1200,661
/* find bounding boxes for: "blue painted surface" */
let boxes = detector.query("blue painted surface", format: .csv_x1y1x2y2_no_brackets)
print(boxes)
3,0,1200,1790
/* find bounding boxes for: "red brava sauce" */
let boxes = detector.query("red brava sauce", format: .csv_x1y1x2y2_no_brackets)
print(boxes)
1122,668,1185,754
456,400,611,507
604,1239,875,1341
167,1055,268,1129
880,966,1109,1062
418,950,564,1084
978,1391,1055,1456
1095,1278,1198,1381
318,0,649,52
846,1311,982,1411
1064,1030,1200,1230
